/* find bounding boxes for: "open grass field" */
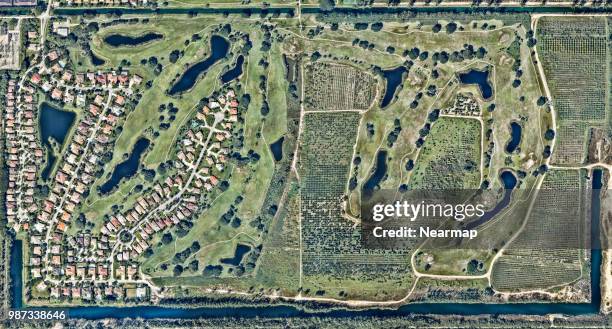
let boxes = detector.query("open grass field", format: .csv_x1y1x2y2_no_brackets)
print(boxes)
79,16,234,219
334,17,549,279
409,116,482,189
68,17,301,297
124,14,555,299
338,18,549,217
141,164,263,276
253,182,301,295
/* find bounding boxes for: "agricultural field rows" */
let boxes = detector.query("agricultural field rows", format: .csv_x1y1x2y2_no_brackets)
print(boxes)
537,16,609,165
491,170,588,292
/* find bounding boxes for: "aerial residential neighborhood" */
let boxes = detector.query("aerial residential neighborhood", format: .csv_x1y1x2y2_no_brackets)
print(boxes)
4,45,240,303
0,0,36,7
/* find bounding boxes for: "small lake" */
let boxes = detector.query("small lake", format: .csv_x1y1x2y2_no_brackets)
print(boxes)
221,55,244,84
505,122,522,153
380,66,407,108
103,32,163,47
499,170,518,189
458,69,493,100
90,51,105,66
39,103,76,180
269,137,284,162
220,244,251,266
41,153,57,181
362,150,388,198
99,138,150,194
169,35,230,95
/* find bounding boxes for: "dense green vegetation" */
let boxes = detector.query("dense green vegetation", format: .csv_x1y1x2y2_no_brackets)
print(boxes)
409,117,482,189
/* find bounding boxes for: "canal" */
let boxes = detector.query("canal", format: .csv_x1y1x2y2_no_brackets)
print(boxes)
53,6,612,16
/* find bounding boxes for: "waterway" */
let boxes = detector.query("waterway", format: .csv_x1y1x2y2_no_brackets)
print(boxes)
9,239,23,309
39,103,76,180
103,32,163,47
7,168,604,318
465,171,517,230
53,6,612,16
169,35,230,95
99,138,150,194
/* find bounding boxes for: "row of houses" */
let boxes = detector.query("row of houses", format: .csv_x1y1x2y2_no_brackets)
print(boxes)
31,51,142,107
60,0,150,6
31,50,138,238
6,49,144,301
106,91,240,264
4,44,244,303
0,0,36,7
37,90,240,302
4,79,45,232
47,281,148,302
